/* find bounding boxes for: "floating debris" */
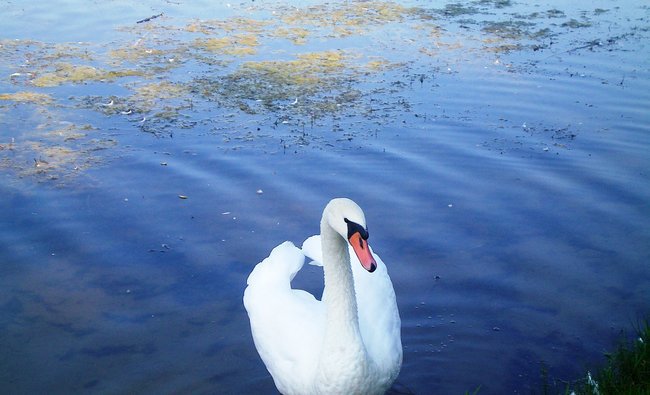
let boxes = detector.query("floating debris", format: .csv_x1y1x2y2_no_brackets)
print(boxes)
136,13,163,24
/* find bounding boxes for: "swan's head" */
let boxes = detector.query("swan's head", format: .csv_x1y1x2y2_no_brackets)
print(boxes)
325,198,377,273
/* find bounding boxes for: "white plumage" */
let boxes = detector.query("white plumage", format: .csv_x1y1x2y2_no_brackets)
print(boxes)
244,198,402,394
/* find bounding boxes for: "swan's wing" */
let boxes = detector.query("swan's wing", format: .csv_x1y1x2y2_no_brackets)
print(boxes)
351,248,402,382
302,236,402,381
302,235,322,266
243,241,325,394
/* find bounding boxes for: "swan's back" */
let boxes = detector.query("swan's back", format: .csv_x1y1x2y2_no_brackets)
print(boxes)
243,241,325,394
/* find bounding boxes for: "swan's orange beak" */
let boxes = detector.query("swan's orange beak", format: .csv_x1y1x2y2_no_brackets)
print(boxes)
349,232,377,273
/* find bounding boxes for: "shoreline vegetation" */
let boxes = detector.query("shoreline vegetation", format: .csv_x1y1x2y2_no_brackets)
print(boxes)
466,320,649,394
551,320,649,394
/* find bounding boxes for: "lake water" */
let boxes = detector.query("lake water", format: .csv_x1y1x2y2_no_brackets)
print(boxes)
1,1,649,394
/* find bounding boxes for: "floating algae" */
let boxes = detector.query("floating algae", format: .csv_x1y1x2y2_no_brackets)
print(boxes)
279,1,416,38
44,123,94,142
108,47,167,65
1,39,95,71
434,3,480,17
513,9,566,20
271,27,310,45
185,17,270,35
0,91,54,105
364,58,403,71
481,20,537,40
270,51,348,80
2,0,645,182
0,121,113,184
31,63,144,87
211,50,350,109
27,143,78,173
194,33,259,56
132,81,187,105
281,1,412,26
562,18,592,29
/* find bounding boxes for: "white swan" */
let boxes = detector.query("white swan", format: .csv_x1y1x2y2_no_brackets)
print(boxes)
243,198,402,395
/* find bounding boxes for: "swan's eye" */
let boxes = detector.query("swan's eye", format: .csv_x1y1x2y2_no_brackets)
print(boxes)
344,218,369,240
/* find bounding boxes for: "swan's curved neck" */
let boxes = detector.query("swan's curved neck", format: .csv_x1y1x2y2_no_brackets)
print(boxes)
320,217,359,330
317,215,368,383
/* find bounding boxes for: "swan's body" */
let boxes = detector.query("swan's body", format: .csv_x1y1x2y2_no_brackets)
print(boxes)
243,198,402,395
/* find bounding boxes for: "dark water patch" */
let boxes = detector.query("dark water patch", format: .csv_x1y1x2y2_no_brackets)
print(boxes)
83,379,100,389
202,341,226,358
0,297,24,331
48,321,96,338
102,311,166,326
81,343,157,358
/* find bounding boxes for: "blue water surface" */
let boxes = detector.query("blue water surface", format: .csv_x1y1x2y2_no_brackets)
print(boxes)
1,1,649,394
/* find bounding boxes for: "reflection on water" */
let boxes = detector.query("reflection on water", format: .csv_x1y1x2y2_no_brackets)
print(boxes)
1,0,649,394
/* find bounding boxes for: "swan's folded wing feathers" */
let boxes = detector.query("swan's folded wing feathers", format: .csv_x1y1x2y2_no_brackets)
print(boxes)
247,241,305,286
301,235,323,266
243,241,325,394
351,248,403,383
